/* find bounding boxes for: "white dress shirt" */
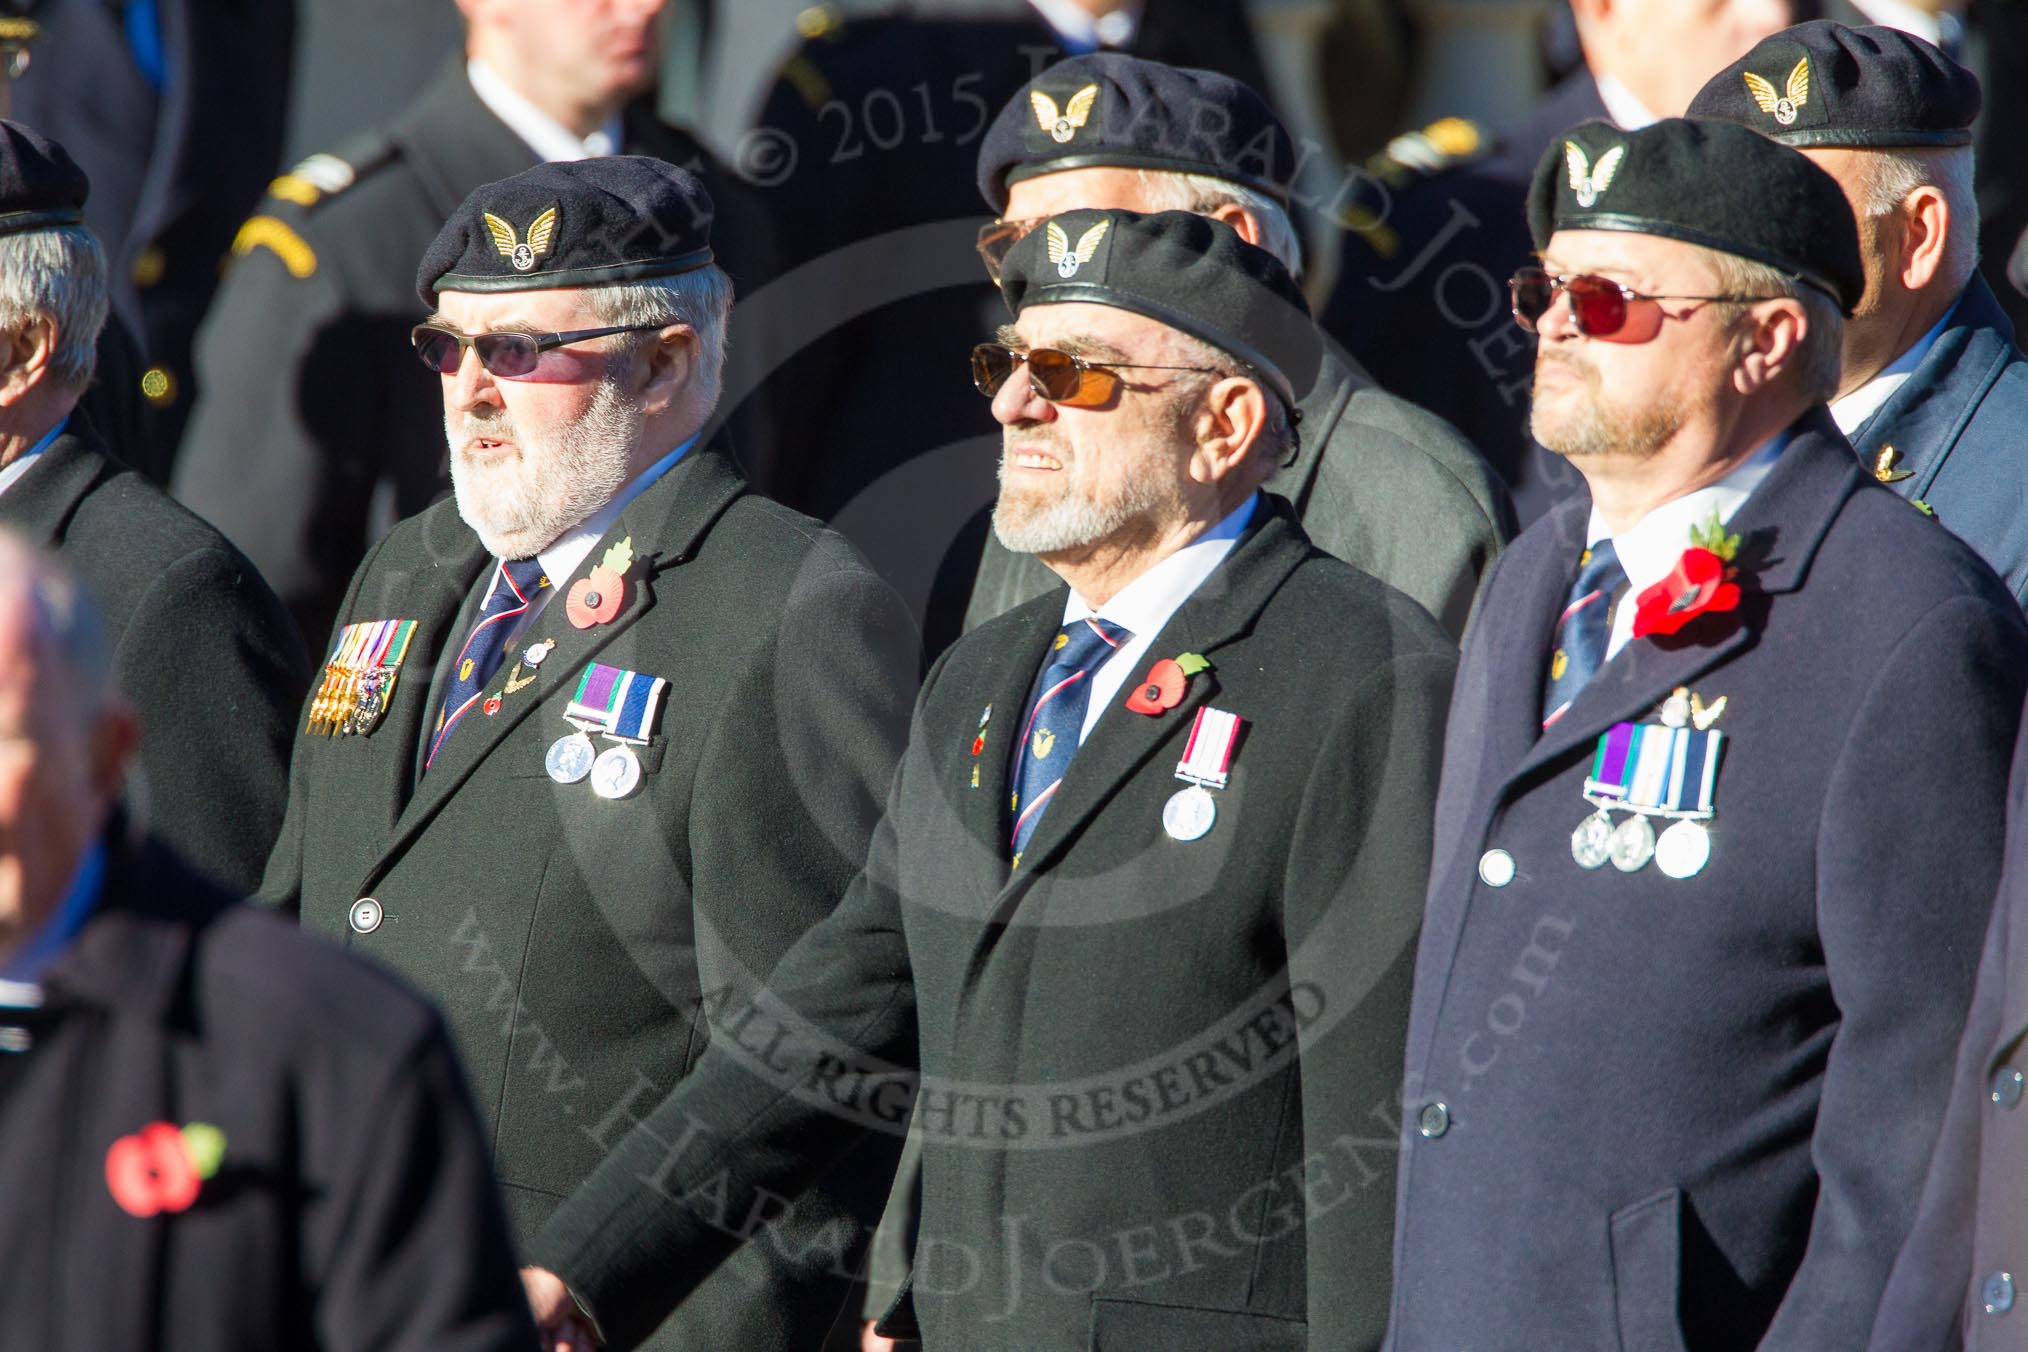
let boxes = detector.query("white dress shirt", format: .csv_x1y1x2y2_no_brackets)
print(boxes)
1061,494,1256,744
1588,433,1789,660
0,415,70,500
1593,73,1660,132
1026,0,1141,51
468,58,622,161
1830,306,1954,437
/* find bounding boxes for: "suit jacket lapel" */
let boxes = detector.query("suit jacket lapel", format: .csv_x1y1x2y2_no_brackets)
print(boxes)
375,448,747,871
1848,275,2014,501
952,597,1067,896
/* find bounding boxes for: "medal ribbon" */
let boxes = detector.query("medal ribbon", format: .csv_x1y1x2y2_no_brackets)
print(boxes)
1585,722,1722,818
1176,707,1243,789
566,661,669,742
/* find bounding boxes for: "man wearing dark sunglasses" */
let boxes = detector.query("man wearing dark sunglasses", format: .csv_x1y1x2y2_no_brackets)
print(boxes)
519,209,1455,1352
962,52,1514,644
1388,118,2028,1352
1689,22,2028,609
262,157,917,1352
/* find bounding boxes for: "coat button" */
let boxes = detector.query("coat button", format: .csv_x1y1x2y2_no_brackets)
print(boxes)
1994,1068,2024,1109
1478,849,1515,887
1985,1272,2015,1315
1418,1101,1451,1139
349,897,383,934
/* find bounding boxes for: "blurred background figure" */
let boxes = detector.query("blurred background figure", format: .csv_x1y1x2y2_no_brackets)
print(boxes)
0,531,541,1352
172,0,771,654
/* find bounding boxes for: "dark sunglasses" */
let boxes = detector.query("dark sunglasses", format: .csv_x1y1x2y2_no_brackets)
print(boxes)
1508,267,1775,338
976,218,1048,283
410,322,666,378
971,343,1221,408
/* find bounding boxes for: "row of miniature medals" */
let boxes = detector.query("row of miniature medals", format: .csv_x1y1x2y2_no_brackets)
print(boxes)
1572,686,1726,880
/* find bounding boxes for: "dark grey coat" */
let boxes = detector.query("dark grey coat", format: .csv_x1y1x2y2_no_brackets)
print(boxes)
262,446,918,1351
1387,412,2028,1351
963,347,1513,642
527,498,1457,1351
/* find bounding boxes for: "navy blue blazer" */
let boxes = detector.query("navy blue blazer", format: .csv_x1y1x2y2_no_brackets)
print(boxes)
1847,274,2028,606
1387,412,2028,1351
1872,702,2028,1351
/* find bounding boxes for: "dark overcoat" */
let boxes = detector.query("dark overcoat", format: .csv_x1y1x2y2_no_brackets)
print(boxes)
527,498,1458,1352
262,445,917,1350
0,838,538,1352
1387,413,2028,1351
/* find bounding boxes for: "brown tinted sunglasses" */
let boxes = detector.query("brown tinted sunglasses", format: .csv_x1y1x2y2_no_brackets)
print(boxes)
977,218,1049,283
971,343,1221,408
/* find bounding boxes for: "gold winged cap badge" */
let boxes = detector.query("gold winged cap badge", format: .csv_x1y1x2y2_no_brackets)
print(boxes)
1743,57,1811,126
1045,219,1111,278
482,205,560,272
1031,83,1100,144
1564,141,1626,210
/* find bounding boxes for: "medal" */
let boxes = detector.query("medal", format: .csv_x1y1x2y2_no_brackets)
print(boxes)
309,618,417,737
546,730,597,784
1164,706,1243,842
1570,809,1613,869
1162,785,1217,841
591,744,643,799
1608,813,1656,872
1655,820,1712,879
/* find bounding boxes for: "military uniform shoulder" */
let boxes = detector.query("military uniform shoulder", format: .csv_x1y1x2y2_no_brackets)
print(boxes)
262,128,403,214
226,129,411,284
771,3,930,107
1334,115,1499,252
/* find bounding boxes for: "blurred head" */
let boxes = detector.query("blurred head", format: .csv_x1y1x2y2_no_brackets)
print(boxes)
1572,0,1793,118
458,0,665,134
999,167,1304,279
0,533,136,964
0,223,105,411
430,269,726,557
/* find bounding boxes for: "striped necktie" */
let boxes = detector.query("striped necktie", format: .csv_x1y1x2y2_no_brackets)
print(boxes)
426,557,548,770
1540,538,1626,730
1009,616,1132,860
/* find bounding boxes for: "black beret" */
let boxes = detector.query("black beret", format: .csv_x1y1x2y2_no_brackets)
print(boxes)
0,120,87,237
977,53,1296,215
998,208,1318,407
1687,21,1979,149
417,156,714,307
1527,118,1864,313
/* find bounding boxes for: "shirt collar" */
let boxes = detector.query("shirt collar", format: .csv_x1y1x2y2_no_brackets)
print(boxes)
532,434,699,594
1586,430,1790,596
0,414,70,501
1593,73,1660,131
1026,0,1141,52
1830,303,1957,437
468,58,624,162
0,839,107,1004
1064,494,1257,634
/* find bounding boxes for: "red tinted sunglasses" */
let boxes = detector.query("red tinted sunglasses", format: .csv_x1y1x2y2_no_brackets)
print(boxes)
410,322,664,379
1509,267,1774,338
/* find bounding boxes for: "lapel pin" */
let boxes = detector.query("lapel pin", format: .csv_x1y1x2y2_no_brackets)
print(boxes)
1127,652,1211,716
566,537,634,629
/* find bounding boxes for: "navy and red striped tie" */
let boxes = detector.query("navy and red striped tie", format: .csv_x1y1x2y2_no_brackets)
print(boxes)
426,557,547,770
1540,539,1626,730
1009,616,1131,860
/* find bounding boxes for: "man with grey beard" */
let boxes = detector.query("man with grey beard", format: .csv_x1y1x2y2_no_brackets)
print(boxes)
260,157,917,1351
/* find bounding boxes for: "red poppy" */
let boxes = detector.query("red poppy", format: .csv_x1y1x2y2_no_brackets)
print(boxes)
1125,659,1187,715
1631,547,1742,639
483,696,503,716
566,565,626,629
971,735,986,756
105,1123,202,1218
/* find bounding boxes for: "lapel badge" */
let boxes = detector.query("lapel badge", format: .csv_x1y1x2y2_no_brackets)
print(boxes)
971,704,992,756
1163,706,1244,843
1127,652,1211,716
1873,444,1913,483
484,203,560,272
306,619,418,738
550,659,669,799
1564,140,1625,209
566,537,634,629
1571,716,1725,881
1047,219,1110,279
501,637,552,697
1744,56,1810,127
1030,83,1098,144
106,1121,227,1218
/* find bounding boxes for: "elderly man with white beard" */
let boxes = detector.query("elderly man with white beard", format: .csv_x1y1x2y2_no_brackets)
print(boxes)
259,157,919,1352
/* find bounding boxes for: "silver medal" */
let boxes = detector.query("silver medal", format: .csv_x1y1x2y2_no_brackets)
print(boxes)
1609,813,1657,872
1570,810,1614,870
1162,785,1217,841
1654,819,1712,879
591,743,643,800
545,731,596,784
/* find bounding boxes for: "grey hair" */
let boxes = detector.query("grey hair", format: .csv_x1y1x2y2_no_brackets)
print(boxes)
1699,247,1846,406
581,262,734,411
0,226,109,394
1129,168,1305,279
1855,145,1979,296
